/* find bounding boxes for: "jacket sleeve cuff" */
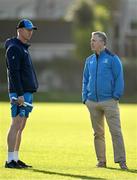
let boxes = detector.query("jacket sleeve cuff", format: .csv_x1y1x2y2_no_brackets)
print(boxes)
82,99,87,104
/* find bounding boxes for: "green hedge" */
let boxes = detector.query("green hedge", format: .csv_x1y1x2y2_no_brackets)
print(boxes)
0,45,137,103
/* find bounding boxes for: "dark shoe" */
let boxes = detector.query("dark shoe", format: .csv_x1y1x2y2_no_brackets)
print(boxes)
119,161,128,170
17,160,32,168
96,162,107,168
5,160,22,169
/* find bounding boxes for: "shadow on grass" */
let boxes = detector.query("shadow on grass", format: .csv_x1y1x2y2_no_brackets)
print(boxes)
26,168,106,180
107,167,137,174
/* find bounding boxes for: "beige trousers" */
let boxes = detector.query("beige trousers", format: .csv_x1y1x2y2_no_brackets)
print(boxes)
86,99,126,163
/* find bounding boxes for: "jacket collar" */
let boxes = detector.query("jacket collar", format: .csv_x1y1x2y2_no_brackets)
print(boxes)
15,37,30,49
95,48,107,58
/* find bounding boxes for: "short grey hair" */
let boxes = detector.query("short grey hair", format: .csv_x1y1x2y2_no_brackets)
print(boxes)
92,31,107,45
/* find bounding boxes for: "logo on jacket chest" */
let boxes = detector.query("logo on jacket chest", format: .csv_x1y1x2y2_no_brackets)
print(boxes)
90,60,94,64
24,49,28,54
103,59,108,63
12,56,15,60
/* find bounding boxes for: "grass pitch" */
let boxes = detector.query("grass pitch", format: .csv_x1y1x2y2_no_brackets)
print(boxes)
0,103,137,180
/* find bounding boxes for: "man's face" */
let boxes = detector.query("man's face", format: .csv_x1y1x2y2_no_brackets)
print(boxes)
20,28,33,41
90,34,104,52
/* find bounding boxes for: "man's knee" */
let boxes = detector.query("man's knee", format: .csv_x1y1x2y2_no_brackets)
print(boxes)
10,122,21,132
18,128,24,134
18,117,27,132
19,124,26,132
111,129,123,137
94,132,105,139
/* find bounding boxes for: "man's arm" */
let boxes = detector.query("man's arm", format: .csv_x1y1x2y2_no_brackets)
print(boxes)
82,59,89,103
112,55,124,100
6,46,24,96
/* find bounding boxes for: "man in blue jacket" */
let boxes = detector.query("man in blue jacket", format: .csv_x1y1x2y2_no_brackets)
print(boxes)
82,31,127,169
5,19,38,168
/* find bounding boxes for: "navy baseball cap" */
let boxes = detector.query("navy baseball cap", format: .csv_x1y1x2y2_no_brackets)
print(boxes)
16,19,37,30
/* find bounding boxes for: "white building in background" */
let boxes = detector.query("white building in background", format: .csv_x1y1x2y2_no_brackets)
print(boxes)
120,0,137,35
0,0,36,19
115,0,137,56
0,0,73,19
35,0,74,19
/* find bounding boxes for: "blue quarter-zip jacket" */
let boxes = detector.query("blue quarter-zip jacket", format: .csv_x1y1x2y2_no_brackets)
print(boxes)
5,37,38,96
82,49,124,102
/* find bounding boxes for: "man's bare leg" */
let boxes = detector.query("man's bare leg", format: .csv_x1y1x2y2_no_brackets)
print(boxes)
14,117,27,161
6,115,21,166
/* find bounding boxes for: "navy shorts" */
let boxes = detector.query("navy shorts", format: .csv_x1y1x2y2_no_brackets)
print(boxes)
9,92,33,118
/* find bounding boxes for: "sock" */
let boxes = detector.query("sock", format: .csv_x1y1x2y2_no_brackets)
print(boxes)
14,151,19,162
8,152,14,163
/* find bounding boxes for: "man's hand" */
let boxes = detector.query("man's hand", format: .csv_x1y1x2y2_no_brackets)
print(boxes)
17,96,24,106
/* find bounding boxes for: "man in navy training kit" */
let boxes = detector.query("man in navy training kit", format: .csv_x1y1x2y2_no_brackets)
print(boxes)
82,31,128,170
5,19,38,168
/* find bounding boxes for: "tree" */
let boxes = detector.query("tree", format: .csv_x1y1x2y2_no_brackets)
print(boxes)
94,5,110,32
66,0,110,60
68,0,95,60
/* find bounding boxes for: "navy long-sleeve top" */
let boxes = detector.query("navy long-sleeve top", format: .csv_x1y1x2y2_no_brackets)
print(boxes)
5,37,38,96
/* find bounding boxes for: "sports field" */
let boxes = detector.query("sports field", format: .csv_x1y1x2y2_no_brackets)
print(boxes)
0,103,137,180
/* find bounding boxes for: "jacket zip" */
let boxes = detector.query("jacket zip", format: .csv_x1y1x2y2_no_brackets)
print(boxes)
95,55,99,101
